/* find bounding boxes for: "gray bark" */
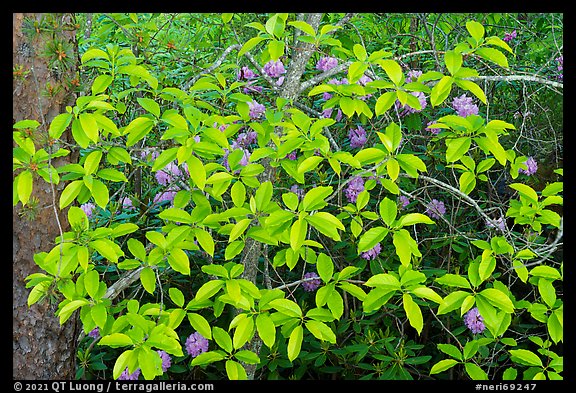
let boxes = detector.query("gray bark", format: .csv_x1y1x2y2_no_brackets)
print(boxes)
13,13,79,379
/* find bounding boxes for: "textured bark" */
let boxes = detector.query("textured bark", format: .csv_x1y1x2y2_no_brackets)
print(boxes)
13,13,78,379
239,13,323,380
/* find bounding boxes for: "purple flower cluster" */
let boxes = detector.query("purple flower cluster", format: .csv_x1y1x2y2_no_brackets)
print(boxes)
425,199,446,219
155,162,183,186
463,307,486,334
345,176,365,203
88,327,100,339
487,216,506,232
361,243,382,260
290,184,305,200
231,131,258,149
81,202,96,218
248,100,266,119
519,156,538,176
302,272,322,292
322,78,348,100
153,190,178,205
117,368,141,380
452,94,479,117
321,107,343,122
556,55,563,81
348,126,367,149
405,69,423,83
503,30,517,43
120,196,135,211
238,66,258,80
395,91,427,117
222,148,251,172
425,120,441,135
398,195,410,209
157,350,172,372
316,56,338,72
264,60,286,78
185,332,209,358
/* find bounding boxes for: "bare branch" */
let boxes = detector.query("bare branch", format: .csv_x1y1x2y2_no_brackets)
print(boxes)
183,44,241,90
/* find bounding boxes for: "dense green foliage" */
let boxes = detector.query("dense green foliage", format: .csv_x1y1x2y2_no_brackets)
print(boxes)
13,13,563,380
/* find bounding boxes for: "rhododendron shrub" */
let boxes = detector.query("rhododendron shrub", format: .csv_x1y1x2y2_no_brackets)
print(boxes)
13,13,562,381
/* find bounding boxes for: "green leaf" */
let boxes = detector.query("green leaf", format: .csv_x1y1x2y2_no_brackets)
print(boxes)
438,343,463,361
478,288,514,313
288,20,316,36
446,137,472,163
91,179,109,209
364,274,400,290
396,213,435,227
459,171,476,195
410,286,444,304
339,96,355,117
298,155,324,175
238,36,266,57
256,313,276,349
137,97,161,118
436,274,471,289
305,320,337,343
444,50,462,76
84,269,100,299
375,91,397,116
59,180,84,209
377,59,403,85
403,293,423,335
169,287,185,307
268,39,285,60
357,226,389,253
140,267,156,294
465,362,488,380
125,117,155,147
306,212,344,241
195,228,214,257
393,229,420,267
187,313,212,340
466,20,485,41
167,248,190,275
225,241,245,261
49,113,73,139
538,278,557,308
475,47,508,68
194,280,224,302
455,79,487,104
316,253,334,283
287,325,303,362
191,351,226,366
99,333,133,348
430,76,453,107
79,113,99,143
430,359,459,375
90,239,120,263
254,181,273,211
509,183,539,205
379,197,397,227
233,314,255,349
234,349,260,365
212,326,233,353
353,43,367,61
269,298,302,318
509,349,543,367
158,207,192,224
302,186,332,212
16,170,33,206
225,360,247,380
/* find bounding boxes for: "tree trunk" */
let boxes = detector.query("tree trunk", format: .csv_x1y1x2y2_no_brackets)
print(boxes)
13,13,79,379
240,13,323,380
